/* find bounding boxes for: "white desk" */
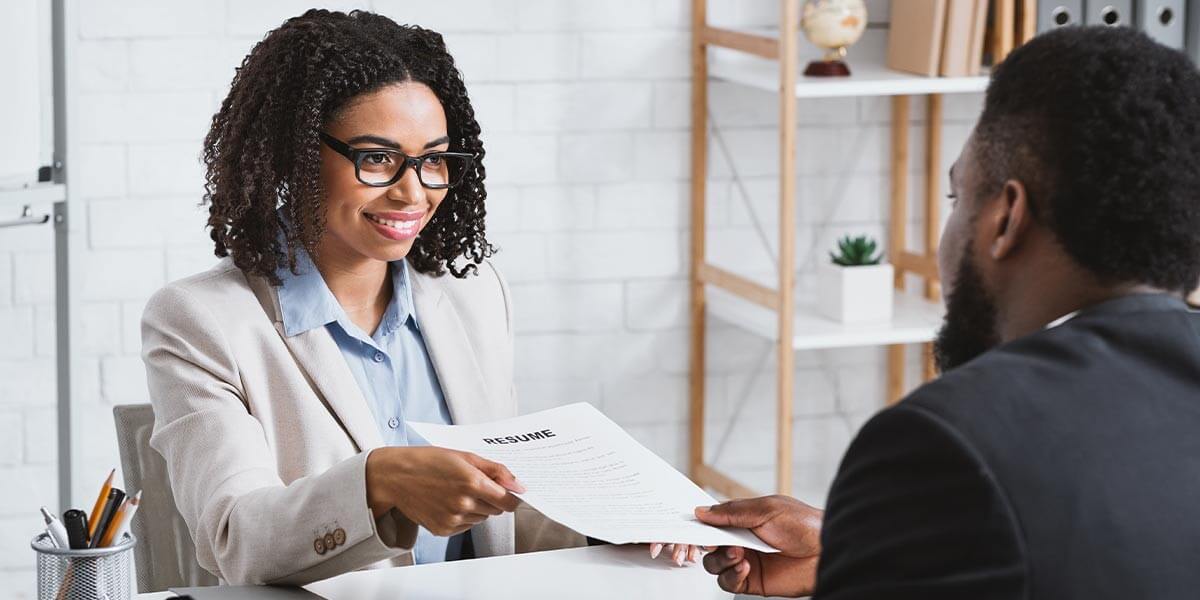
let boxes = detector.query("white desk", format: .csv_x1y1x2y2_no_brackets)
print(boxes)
137,545,732,599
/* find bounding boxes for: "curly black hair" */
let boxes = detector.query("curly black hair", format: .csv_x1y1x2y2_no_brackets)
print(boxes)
202,9,493,285
974,25,1200,293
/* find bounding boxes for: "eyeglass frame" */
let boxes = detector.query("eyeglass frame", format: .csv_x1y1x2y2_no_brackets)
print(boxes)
319,131,476,190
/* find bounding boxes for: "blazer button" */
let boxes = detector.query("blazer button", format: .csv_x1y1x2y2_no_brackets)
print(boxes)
324,533,336,551
333,528,346,545
314,538,326,555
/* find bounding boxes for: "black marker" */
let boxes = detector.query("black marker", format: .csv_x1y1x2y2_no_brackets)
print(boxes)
62,509,89,549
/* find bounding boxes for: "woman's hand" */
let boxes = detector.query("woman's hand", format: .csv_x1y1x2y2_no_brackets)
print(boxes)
648,543,713,566
365,446,525,536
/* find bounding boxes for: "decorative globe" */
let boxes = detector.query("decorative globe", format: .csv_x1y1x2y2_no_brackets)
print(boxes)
801,0,867,74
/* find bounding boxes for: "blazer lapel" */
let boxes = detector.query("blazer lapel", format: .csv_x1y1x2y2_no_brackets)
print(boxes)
410,272,495,425
247,273,384,452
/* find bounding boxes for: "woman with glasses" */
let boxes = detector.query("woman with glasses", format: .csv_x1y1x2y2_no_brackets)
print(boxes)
139,10,582,585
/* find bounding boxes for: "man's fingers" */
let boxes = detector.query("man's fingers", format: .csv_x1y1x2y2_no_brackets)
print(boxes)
466,454,527,493
715,561,750,594
694,497,774,529
702,546,744,574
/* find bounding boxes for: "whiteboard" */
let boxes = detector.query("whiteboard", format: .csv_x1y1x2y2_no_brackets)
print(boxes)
0,0,53,188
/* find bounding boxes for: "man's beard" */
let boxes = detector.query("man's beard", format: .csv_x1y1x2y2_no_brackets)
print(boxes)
933,246,1001,374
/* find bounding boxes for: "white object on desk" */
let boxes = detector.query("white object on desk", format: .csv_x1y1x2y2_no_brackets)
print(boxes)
307,545,732,600
136,546,731,600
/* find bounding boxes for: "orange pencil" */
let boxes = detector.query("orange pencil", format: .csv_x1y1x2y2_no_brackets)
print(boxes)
86,469,115,539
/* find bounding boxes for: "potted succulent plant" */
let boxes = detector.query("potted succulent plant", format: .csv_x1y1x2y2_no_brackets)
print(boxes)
817,234,894,323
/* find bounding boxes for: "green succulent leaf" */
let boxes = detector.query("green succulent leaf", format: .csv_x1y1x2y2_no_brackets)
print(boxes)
830,234,883,266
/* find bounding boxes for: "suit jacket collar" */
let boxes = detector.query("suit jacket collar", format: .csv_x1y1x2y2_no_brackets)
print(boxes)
245,262,494,452
1074,292,1190,320
409,269,496,425
246,270,383,452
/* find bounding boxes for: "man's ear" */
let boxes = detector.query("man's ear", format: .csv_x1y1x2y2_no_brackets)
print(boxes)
983,179,1034,261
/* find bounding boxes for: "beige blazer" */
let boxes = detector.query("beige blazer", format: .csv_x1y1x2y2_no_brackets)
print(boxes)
141,257,582,586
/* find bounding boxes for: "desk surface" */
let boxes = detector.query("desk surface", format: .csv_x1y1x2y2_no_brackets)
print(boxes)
138,545,732,600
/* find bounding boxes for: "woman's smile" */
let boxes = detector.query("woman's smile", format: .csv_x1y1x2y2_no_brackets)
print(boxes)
364,209,426,241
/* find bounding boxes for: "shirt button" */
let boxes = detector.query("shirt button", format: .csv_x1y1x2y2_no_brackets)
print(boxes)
387,417,400,429
372,351,384,363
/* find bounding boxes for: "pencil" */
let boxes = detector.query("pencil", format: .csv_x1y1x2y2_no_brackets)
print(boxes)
98,490,140,547
88,487,125,549
86,469,115,539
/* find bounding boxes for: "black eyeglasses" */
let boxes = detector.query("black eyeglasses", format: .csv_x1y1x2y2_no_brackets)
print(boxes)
319,132,475,189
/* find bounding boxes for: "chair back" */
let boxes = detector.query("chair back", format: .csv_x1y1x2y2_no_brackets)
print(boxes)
112,403,219,592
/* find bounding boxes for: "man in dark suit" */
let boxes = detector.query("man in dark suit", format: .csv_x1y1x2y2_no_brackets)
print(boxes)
695,26,1200,599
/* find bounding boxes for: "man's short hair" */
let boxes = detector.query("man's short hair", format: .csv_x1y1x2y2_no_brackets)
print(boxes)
974,26,1200,292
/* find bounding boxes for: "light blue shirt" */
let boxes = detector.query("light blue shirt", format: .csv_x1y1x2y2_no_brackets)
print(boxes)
275,249,462,564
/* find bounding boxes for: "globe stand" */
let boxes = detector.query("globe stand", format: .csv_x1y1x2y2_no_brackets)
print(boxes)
803,59,851,77
803,46,852,77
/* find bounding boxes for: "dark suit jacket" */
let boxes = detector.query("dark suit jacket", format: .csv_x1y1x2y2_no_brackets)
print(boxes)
814,294,1200,599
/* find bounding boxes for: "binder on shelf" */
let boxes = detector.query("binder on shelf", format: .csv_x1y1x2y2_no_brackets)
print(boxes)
1086,0,1134,26
1135,0,1186,49
1037,0,1084,33
940,0,977,76
1188,0,1200,64
887,0,949,76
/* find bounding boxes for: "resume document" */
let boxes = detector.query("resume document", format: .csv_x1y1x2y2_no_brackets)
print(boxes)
409,403,776,553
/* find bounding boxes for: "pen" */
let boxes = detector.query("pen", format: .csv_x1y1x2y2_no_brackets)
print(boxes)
40,507,69,549
86,469,115,539
89,488,125,549
62,509,89,550
102,490,140,547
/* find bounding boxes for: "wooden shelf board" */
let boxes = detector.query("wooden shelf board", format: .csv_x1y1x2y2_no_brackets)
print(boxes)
707,284,944,350
709,47,988,99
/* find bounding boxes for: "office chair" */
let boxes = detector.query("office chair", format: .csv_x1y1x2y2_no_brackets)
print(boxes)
113,403,219,592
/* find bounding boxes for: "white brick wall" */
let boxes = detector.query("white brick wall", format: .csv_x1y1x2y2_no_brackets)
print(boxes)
0,1,984,594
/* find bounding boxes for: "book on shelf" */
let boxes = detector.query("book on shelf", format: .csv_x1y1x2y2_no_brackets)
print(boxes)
967,0,990,75
940,0,978,77
887,0,988,78
887,0,948,76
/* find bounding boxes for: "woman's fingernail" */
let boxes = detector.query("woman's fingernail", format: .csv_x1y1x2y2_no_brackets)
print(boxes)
650,543,662,559
727,547,737,559
512,480,527,493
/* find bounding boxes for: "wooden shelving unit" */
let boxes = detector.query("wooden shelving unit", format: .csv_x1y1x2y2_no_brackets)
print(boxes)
688,0,1010,498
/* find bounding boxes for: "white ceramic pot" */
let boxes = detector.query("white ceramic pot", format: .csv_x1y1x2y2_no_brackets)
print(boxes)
816,262,894,323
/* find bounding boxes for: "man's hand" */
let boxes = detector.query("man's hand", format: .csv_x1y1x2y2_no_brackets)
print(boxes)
695,495,824,597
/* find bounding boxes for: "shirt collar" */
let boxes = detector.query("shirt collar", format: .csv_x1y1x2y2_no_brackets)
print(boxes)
275,247,417,339
1045,311,1078,330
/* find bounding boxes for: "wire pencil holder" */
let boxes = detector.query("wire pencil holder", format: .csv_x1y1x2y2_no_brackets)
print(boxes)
32,532,136,600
